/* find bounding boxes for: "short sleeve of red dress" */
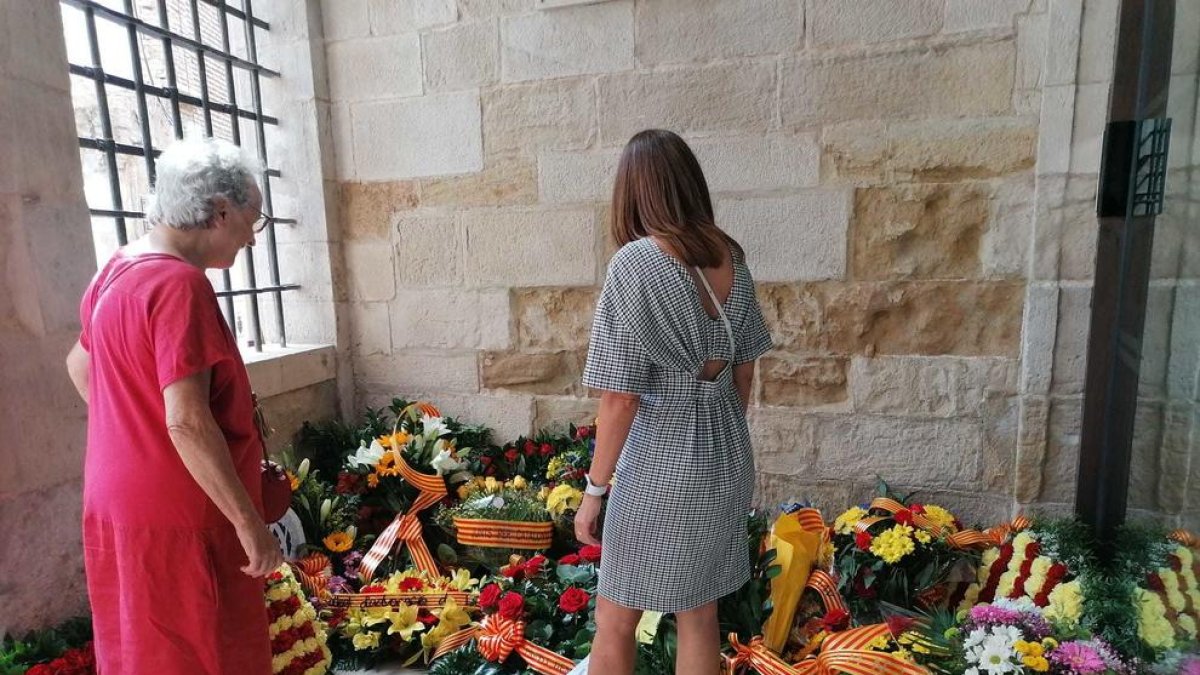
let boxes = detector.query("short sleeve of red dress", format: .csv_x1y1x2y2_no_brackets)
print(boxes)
151,270,234,390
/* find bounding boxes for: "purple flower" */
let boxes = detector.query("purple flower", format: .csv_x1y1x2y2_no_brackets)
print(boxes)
342,551,363,579
1049,642,1108,674
967,604,1022,626
327,575,351,594
1183,657,1200,675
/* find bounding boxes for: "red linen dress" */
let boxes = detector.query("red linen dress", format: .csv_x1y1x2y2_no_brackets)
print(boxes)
78,251,271,674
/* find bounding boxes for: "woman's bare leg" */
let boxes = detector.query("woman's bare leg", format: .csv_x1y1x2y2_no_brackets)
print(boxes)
589,596,642,675
674,601,720,675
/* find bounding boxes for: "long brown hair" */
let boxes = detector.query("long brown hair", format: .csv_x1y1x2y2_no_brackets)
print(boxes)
611,129,743,268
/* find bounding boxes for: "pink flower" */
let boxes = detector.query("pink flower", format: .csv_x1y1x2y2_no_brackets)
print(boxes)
1049,642,1107,674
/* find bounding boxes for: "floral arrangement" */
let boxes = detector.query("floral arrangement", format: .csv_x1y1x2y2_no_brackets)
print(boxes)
956,527,1077,624
0,617,93,675
1140,544,1200,647
829,483,985,623
265,565,332,675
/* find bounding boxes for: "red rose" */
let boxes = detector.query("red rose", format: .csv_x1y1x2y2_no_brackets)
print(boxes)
558,587,591,613
576,426,592,439
540,443,553,456
505,448,520,462
579,545,602,563
855,531,872,550
524,554,548,576
400,577,424,591
418,609,439,626
559,554,581,566
336,471,362,495
821,608,850,632
910,503,925,514
894,509,914,526
485,465,497,476
480,456,492,465
478,583,503,610
524,440,536,454
26,665,54,675
854,576,876,599
498,591,525,620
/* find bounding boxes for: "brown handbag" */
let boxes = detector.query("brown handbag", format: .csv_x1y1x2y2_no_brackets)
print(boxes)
254,394,292,524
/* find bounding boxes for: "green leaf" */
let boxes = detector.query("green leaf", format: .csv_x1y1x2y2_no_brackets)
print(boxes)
437,543,459,564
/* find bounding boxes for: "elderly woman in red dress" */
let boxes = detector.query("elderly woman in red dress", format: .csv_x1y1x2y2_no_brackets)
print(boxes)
65,137,282,674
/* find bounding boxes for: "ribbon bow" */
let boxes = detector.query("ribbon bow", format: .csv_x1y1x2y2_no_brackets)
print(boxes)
359,403,448,582
725,624,929,675
291,552,332,597
1169,529,1199,548
855,498,998,551
431,615,575,675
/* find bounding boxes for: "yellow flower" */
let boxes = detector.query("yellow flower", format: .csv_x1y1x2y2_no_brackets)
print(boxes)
1044,580,1083,627
818,540,835,569
287,470,301,492
868,635,891,650
352,631,380,650
323,531,354,553
1015,640,1043,657
437,597,471,630
870,524,915,564
420,622,453,651
914,530,932,544
546,483,583,517
1180,614,1197,639
376,451,403,477
1136,588,1175,649
537,486,551,501
833,507,868,535
456,483,473,500
484,477,501,494
367,473,380,489
379,431,411,450
1023,655,1050,672
921,504,957,532
510,475,528,490
1041,638,1058,650
382,603,423,641
447,567,478,592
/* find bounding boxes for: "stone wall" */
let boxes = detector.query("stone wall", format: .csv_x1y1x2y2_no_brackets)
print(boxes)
0,1,97,636
322,0,1068,523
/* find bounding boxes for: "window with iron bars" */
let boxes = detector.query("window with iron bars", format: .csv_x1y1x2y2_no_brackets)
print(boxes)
60,0,298,350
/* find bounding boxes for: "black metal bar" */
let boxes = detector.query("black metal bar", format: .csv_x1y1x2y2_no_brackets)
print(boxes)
190,0,214,136
60,0,280,77
155,0,185,139
215,284,301,298
242,0,287,347
78,136,282,176
218,0,263,351
198,0,268,29
84,6,128,246
1076,0,1176,558
90,208,146,219
123,0,157,185
69,64,280,125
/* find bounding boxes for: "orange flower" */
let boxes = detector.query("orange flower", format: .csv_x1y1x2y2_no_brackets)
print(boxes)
323,531,353,553
376,451,403,477
286,470,300,492
367,473,380,488
379,431,411,451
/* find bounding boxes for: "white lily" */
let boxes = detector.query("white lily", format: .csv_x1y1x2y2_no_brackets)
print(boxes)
420,414,450,440
346,439,387,469
430,447,464,476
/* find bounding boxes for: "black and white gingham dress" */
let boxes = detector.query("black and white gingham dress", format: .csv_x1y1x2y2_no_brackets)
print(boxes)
582,237,773,613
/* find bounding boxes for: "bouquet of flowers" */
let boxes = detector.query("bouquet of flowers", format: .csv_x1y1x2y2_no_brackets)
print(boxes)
830,483,985,623
265,565,332,675
436,479,555,569
0,618,93,675
465,425,585,482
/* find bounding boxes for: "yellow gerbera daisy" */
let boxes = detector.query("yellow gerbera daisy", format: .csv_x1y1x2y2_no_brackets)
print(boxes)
323,531,354,553
376,451,403,477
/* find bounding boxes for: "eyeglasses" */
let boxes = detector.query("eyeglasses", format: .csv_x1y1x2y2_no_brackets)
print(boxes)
253,211,275,234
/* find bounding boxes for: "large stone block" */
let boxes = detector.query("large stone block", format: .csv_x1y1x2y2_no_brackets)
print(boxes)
1127,403,1164,512
343,240,397,302
849,356,1017,418
339,182,420,240
482,78,596,156
597,63,775,145
752,473,854,514
538,149,621,204
3,1,70,92
808,0,942,45
634,0,801,65
981,394,1020,492
533,396,599,432
1015,13,1048,91
514,287,599,351
356,351,481,394
394,211,462,286
781,41,1015,127
759,355,849,409
694,134,821,193
321,0,369,40
462,207,596,286
1050,285,1092,396
1069,83,1110,174
259,379,340,456
759,281,1025,357
420,153,538,208
423,20,499,92
1045,0,1083,86
815,415,983,488
352,91,483,181
481,350,585,395
369,0,459,34
2,82,85,199
1158,404,1194,513
850,184,988,280
747,409,819,476
1019,283,1058,395
459,0,537,19
1167,286,1200,401
716,192,851,282
501,1,634,82
349,302,392,357
982,175,1034,279
417,392,536,442
390,288,511,349
1039,398,1081,502
944,0,1030,33
326,34,422,101
1077,0,1119,84
1138,286,1175,400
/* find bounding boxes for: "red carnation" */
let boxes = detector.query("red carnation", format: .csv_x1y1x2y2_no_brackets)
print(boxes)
580,545,602,563
576,426,592,439
361,583,386,594
26,667,53,675
480,456,492,465
505,448,520,462
558,587,591,613
485,465,497,476
540,443,553,456
400,577,425,591
498,591,526,620
1171,555,1184,573
501,561,524,580
894,509,914,526
559,554,581,565
418,609,439,626
478,583,503,611
1147,573,1166,593
910,503,925,514
821,608,850,632
336,471,363,495
855,531,873,550
524,439,536,454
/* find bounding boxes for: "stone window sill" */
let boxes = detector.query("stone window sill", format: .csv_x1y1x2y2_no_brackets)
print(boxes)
242,344,337,399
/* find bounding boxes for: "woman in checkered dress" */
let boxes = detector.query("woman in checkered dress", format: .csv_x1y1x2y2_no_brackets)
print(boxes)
575,129,773,675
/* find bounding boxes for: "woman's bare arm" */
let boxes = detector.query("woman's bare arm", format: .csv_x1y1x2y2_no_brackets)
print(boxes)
65,340,90,404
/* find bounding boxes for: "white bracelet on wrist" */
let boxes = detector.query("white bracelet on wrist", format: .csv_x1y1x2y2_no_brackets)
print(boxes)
584,473,609,497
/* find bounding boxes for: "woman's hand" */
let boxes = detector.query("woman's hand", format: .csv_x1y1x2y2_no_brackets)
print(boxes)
237,521,284,577
574,494,603,546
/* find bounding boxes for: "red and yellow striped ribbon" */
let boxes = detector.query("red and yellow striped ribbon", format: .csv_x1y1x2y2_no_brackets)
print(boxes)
724,624,928,675
454,518,554,550
806,569,848,615
290,553,332,597
431,615,575,674
359,403,449,582
984,515,1033,546
858,498,996,551
1169,529,1199,548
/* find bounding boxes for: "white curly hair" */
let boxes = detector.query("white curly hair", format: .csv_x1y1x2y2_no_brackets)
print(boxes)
146,137,262,230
